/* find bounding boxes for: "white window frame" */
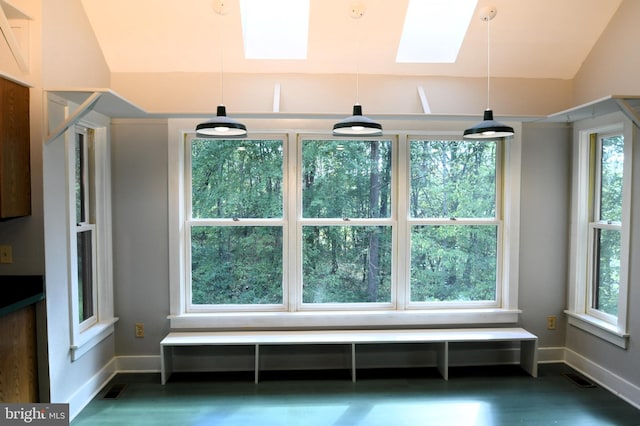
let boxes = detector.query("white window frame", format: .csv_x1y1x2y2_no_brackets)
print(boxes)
296,134,397,311
403,136,504,310
566,112,633,348
66,120,117,361
168,122,521,329
184,134,289,313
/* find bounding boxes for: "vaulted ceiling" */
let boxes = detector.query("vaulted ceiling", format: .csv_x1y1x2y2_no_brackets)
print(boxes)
80,0,622,80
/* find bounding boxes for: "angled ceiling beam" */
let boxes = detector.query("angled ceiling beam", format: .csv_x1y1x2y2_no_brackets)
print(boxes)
0,0,30,72
45,92,103,144
417,86,431,114
273,83,281,113
615,98,640,130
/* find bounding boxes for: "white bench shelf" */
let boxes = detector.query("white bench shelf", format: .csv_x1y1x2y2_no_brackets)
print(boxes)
160,327,538,385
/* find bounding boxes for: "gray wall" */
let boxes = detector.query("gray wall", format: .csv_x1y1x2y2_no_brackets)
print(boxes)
111,120,171,355
518,123,571,348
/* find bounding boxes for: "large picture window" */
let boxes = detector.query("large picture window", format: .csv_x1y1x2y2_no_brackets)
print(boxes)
171,126,521,328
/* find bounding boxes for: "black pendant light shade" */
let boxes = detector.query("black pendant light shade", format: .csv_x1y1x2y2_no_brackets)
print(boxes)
333,104,383,136
196,105,247,138
463,109,514,139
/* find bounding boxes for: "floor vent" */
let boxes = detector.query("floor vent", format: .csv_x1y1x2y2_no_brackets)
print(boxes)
102,383,127,399
563,372,596,388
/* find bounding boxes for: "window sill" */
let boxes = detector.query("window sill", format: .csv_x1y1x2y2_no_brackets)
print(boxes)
168,309,521,330
565,311,629,349
71,317,119,361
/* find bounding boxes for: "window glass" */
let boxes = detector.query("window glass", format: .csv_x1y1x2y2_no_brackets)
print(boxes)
182,133,512,314
75,130,96,326
592,228,620,317
410,140,496,218
302,225,392,303
302,140,392,219
191,226,283,305
189,138,285,308
77,230,94,322
191,139,283,219
598,135,624,222
75,133,87,223
410,225,497,302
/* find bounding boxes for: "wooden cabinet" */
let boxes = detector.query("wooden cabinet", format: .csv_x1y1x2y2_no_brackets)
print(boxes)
0,77,30,219
0,305,39,402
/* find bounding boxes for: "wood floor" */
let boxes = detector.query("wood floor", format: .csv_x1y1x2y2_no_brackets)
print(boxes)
71,364,640,425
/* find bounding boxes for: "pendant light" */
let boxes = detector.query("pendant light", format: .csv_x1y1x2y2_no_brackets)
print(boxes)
463,5,513,139
333,1,382,136
196,0,247,138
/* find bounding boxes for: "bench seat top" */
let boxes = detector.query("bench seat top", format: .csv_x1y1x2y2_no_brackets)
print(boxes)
161,327,537,346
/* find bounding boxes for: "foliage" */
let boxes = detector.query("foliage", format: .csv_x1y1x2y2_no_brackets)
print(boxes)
301,140,392,303
190,139,283,305
191,226,283,304
188,137,501,307
409,140,498,302
302,226,392,303
593,135,624,316
191,139,283,218
410,140,496,218
411,225,497,302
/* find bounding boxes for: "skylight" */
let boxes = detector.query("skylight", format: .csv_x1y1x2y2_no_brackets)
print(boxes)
396,0,477,63
240,0,310,60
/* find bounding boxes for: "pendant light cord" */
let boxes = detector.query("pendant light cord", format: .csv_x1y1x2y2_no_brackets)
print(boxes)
486,16,491,110
219,12,225,105
355,12,361,104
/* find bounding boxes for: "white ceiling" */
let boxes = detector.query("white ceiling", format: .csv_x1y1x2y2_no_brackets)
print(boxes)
80,0,622,80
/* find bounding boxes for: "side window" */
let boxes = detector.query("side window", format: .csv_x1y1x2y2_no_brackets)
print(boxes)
568,117,632,348
68,122,116,360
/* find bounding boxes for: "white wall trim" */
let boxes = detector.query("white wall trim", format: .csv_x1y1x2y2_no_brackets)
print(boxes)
537,347,566,364
565,348,640,410
67,357,118,421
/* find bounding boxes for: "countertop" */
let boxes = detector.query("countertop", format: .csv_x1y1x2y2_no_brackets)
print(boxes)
0,275,45,317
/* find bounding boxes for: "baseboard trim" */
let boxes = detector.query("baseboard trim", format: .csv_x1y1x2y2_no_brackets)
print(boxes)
68,358,118,421
565,348,640,410
537,346,565,364
116,355,161,373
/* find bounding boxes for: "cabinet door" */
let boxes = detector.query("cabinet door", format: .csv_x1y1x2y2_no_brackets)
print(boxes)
0,77,31,219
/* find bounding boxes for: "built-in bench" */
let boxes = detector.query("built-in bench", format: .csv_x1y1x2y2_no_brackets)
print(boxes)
160,327,538,385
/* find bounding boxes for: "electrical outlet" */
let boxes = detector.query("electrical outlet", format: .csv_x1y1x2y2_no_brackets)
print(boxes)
135,323,145,338
547,315,557,330
0,245,13,264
